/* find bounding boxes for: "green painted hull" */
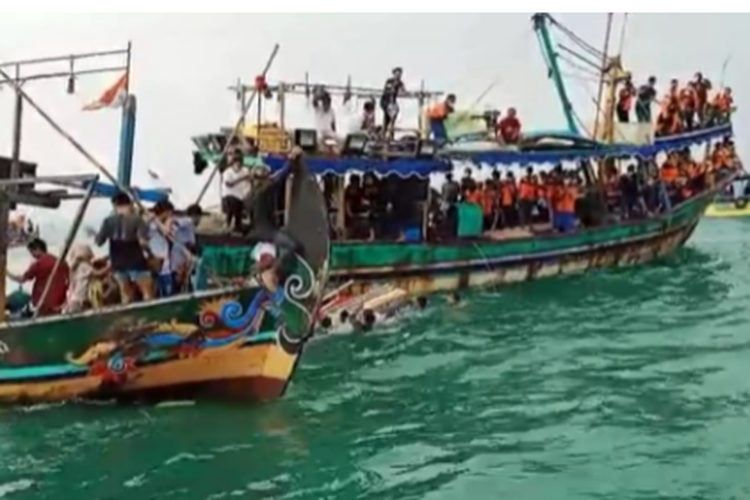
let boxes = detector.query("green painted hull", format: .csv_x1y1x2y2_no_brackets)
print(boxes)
327,185,718,293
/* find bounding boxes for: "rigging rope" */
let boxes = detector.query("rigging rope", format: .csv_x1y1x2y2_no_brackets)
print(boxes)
547,15,604,61
617,13,629,57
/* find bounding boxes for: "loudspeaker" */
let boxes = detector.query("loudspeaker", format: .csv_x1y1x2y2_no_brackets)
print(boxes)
294,129,318,153
342,133,369,156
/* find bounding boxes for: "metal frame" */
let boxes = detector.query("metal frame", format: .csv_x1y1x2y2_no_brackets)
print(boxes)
0,46,130,322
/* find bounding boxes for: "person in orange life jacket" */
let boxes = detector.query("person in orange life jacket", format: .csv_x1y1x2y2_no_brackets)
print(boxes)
713,87,734,124
427,94,456,143
499,171,518,228
635,76,657,123
660,152,680,201
497,107,522,144
616,76,636,123
692,72,712,125
679,82,698,130
656,98,681,137
518,166,537,228
553,176,577,233
537,171,552,223
480,181,498,230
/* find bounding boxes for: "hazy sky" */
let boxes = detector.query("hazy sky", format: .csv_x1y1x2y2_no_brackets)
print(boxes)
0,13,743,210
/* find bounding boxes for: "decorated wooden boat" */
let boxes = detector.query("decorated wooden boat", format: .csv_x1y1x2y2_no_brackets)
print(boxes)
0,154,330,404
189,14,736,305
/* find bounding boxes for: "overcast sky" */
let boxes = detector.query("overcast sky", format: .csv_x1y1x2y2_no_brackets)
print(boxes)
0,13,743,210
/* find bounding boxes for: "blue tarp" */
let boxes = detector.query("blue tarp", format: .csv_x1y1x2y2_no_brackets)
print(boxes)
447,123,733,166
85,181,170,203
263,155,451,178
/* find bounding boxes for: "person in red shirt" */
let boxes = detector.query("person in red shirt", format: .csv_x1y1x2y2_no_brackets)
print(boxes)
8,238,70,316
497,107,522,144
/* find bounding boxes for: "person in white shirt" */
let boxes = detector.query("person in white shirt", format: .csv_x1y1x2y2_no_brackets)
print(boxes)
148,200,176,297
313,89,337,142
222,150,251,233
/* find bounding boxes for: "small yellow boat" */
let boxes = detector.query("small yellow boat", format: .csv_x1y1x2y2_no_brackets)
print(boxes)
705,200,750,218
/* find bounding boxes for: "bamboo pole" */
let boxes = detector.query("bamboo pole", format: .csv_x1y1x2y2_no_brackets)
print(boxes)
195,44,280,206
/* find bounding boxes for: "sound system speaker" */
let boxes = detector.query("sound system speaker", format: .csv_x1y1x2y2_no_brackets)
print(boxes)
294,129,318,153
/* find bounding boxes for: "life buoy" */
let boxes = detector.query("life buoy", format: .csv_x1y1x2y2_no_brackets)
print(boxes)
734,199,748,210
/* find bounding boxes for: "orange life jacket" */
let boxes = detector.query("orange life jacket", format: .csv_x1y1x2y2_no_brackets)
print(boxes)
518,177,536,201
428,102,450,120
618,86,634,111
555,186,577,214
661,163,679,183
467,189,482,205
679,87,696,110
713,92,733,113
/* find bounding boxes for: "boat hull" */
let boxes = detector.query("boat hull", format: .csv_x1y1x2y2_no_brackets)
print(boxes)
328,185,718,295
0,287,303,404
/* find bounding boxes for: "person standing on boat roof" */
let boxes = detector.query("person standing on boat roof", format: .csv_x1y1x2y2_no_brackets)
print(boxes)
692,72,712,126
679,82,697,131
358,99,377,134
635,76,657,123
222,149,251,234
89,191,155,305
7,238,69,317
497,108,522,145
312,88,337,142
381,67,406,133
427,94,456,143
616,76,636,123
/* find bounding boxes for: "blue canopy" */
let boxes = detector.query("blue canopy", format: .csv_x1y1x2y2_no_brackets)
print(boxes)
85,181,170,203
263,155,451,178
447,123,733,166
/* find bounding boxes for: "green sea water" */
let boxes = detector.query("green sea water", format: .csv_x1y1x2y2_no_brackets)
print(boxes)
2,219,750,500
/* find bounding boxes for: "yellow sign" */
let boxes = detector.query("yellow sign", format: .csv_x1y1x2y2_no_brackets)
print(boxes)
242,123,292,155
258,128,292,155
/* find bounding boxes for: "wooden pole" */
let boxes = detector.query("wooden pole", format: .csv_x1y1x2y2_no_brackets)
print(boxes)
195,43,280,206
33,179,96,318
592,13,614,143
0,71,23,322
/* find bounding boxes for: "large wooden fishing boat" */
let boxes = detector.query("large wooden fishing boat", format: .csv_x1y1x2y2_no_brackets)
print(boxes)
0,49,330,404
190,14,736,301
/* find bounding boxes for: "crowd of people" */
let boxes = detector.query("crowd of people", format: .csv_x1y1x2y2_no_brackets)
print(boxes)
423,138,740,239
6,192,206,318
616,72,735,136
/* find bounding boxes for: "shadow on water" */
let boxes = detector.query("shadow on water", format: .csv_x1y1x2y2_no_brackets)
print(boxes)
2,226,750,499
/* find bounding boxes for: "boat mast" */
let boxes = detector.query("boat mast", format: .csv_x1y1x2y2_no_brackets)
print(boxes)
592,14,614,142
0,47,129,322
532,13,580,136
